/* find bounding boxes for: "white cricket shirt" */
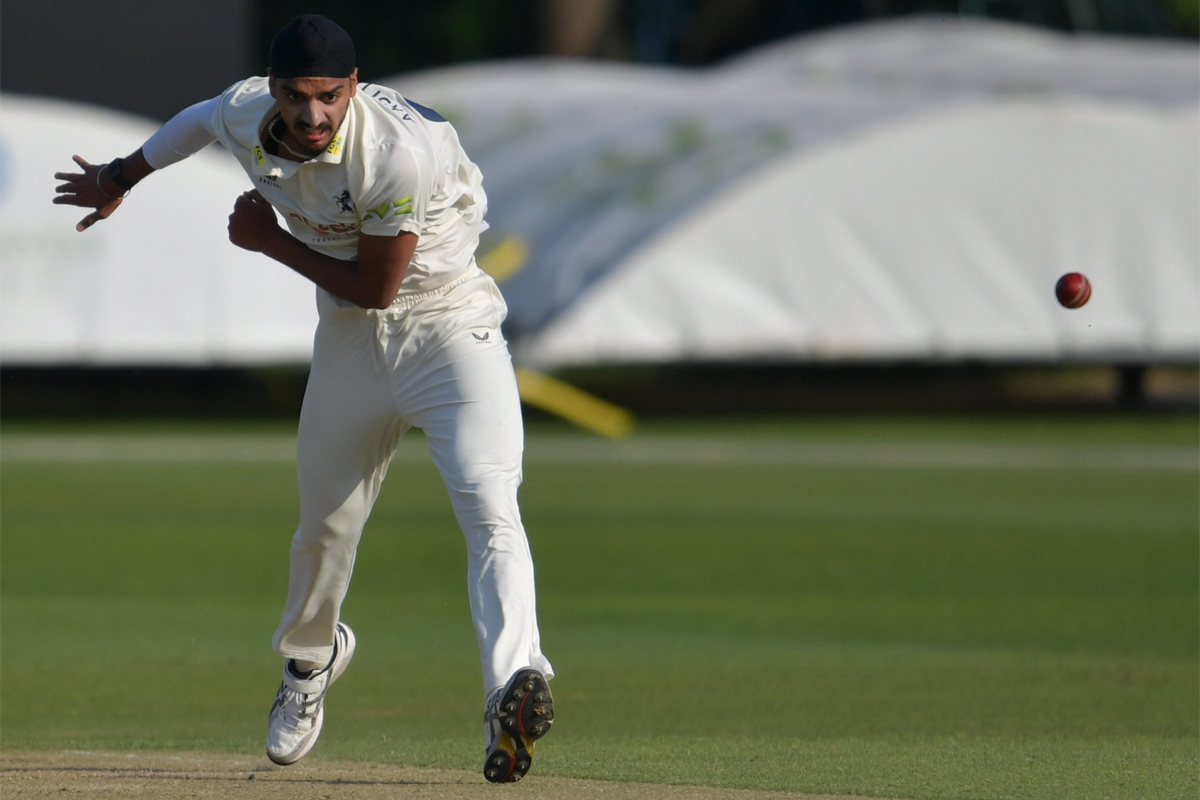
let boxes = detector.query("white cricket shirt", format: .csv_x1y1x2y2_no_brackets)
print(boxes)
142,77,488,296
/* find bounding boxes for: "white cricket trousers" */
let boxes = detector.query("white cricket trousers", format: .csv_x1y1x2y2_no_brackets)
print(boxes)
272,265,553,694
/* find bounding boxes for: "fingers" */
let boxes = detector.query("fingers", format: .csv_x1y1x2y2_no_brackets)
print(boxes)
53,182,89,202
54,159,91,204
52,194,89,207
55,157,119,232
57,155,94,183
230,194,250,221
76,210,104,232
236,188,268,201
236,189,265,207
233,189,272,211
52,181,95,206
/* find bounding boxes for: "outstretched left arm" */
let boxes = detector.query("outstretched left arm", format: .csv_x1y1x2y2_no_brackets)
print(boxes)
53,96,220,233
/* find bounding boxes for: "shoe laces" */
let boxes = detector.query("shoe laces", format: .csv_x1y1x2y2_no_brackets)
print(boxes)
274,676,323,731
483,687,507,745
484,687,503,719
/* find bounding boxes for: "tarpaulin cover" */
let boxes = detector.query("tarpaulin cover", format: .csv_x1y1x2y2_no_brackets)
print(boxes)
2,18,1196,366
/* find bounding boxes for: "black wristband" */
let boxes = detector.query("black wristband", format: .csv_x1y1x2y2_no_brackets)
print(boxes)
107,158,134,192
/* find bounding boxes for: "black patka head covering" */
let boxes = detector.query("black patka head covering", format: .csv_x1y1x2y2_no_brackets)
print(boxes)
269,15,356,78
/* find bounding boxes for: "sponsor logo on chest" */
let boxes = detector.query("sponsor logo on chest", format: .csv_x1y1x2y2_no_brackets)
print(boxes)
288,211,360,237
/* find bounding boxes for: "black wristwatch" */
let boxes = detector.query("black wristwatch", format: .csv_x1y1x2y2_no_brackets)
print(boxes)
107,158,134,192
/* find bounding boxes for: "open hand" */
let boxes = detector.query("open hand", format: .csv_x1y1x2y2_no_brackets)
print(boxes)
227,189,282,252
53,155,124,232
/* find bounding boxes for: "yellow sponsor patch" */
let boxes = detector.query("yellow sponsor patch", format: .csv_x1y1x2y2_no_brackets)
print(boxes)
326,134,344,155
253,145,266,166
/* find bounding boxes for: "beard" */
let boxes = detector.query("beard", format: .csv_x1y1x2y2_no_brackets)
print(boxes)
286,121,333,156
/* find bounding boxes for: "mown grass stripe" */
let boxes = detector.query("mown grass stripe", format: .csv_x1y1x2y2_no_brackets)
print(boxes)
1,433,1194,471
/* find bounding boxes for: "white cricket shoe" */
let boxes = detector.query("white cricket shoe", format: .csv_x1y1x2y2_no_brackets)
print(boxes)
482,667,555,783
266,621,356,766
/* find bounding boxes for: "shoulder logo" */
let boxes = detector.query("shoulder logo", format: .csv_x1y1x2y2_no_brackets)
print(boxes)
326,134,344,155
472,331,490,343
253,145,266,166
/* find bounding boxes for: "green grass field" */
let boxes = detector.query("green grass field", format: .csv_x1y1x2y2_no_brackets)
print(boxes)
2,415,1197,799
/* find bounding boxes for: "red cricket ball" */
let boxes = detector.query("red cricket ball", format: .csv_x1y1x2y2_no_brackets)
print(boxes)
1055,272,1092,309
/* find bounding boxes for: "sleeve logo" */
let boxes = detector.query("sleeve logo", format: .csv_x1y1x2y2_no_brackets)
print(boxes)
363,196,413,221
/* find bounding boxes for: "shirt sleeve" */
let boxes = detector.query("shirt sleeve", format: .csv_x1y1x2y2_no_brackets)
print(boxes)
356,143,428,238
142,97,220,169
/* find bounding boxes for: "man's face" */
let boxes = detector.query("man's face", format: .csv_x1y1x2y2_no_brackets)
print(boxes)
268,70,358,156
